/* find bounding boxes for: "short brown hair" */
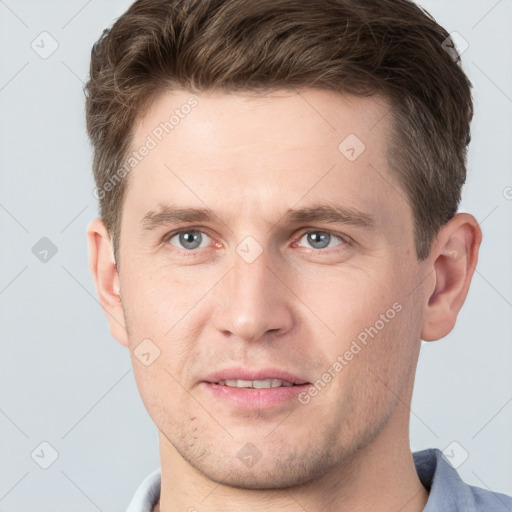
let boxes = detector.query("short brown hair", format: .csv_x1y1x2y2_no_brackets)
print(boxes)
85,0,472,264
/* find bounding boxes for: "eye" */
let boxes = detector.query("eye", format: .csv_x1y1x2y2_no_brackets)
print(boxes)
167,229,212,251
296,231,347,250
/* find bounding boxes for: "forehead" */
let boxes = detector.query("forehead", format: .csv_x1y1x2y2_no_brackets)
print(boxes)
133,88,391,159
123,88,410,237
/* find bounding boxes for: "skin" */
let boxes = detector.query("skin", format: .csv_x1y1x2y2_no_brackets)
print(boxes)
87,89,481,511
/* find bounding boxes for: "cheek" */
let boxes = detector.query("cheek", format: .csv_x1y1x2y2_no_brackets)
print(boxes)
338,278,421,406
134,371,184,444
298,266,398,347
121,262,213,339
129,354,169,422
128,340,194,429
306,264,419,394
120,267,209,404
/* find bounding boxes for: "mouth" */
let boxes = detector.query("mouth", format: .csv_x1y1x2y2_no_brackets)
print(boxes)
200,368,312,409
215,378,300,388
202,367,310,387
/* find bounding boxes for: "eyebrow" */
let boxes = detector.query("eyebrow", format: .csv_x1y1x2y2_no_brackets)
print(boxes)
139,202,377,232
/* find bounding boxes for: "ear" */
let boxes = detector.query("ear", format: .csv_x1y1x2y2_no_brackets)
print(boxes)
421,213,482,342
86,218,129,347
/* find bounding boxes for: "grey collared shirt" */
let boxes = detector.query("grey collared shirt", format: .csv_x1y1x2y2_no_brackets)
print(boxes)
126,448,512,511
414,448,511,511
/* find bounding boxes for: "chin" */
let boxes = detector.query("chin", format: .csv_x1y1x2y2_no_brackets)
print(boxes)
183,445,338,490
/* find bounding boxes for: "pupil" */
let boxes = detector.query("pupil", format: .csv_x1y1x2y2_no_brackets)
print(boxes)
308,232,330,249
180,231,201,249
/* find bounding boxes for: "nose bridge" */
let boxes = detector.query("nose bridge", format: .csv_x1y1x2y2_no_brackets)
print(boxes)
232,247,273,303
213,243,293,342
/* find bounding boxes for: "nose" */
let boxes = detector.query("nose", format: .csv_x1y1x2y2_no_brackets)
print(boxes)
212,247,294,343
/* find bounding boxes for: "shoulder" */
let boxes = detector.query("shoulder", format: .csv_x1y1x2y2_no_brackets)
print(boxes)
413,448,512,512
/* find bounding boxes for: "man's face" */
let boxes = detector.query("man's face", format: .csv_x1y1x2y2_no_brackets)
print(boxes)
117,89,428,487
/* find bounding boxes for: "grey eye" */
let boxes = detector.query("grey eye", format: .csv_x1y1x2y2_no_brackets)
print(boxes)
298,231,344,250
169,230,210,250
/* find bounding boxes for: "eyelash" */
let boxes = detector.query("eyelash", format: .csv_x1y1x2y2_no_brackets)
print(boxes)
163,227,352,256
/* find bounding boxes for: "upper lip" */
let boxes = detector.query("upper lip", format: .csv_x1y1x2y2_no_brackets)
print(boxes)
202,367,310,385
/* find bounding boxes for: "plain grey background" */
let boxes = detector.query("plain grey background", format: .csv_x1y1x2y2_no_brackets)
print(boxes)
1,0,511,510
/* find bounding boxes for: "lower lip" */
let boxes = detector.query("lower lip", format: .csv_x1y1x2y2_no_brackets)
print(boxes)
202,382,311,409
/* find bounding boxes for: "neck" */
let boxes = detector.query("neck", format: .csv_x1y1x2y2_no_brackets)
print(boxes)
154,402,428,512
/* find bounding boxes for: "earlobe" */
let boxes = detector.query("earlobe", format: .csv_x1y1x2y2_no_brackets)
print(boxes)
421,213,482,342
86,218,129,347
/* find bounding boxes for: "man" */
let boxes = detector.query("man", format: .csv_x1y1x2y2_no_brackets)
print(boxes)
85,0,511,510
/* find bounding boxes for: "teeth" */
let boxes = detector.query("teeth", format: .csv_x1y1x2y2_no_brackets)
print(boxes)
253,379,272,388
217,379,295,388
